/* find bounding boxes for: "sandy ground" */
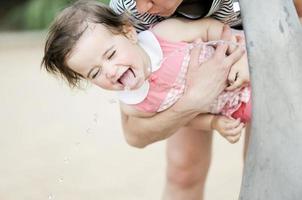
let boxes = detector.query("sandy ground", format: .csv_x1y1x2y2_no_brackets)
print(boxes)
0,31,245,200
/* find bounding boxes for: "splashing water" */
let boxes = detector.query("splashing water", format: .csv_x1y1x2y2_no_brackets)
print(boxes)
63,157,70,164
93,113,99,123
108,98,118,104
86,128,93,134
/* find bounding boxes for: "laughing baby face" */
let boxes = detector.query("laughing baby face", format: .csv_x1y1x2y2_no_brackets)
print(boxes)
66,23,151,91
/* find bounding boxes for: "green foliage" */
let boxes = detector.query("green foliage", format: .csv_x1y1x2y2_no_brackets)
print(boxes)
24,0,70,30
0,0,110,30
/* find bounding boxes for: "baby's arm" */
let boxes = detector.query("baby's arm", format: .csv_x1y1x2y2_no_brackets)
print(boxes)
187,114,244,144
153,18,249,90
152,17,237,44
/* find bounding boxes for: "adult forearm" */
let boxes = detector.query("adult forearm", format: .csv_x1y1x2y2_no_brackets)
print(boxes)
294,0,302,17
121,107,200,148
186,114,215,131
294,0,302,24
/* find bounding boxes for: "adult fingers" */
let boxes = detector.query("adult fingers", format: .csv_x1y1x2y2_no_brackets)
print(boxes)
226,79,244,91
227,75,250,90
213,25,232,58
221,25,233,42
188,39,203,69
225,46,245,68
236,35,245,45
227,70,237,86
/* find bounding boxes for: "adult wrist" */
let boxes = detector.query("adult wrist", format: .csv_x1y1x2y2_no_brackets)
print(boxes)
175,92,211,114
210,115,217,130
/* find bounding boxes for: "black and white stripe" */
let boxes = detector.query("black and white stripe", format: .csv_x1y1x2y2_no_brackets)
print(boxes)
110,0,241,32
110,0,165,32
208,0,242,27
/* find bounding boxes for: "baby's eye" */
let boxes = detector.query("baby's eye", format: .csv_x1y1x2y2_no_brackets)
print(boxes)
108,50,116,59
91,68,101,79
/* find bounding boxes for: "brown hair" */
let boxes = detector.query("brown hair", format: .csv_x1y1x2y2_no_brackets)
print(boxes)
41,0,131,88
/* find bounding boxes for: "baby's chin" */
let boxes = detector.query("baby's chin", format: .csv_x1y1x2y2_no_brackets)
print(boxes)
124,78,146,91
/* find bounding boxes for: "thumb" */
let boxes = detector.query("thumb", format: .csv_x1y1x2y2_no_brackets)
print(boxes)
226,79,243,91
228,70,237,85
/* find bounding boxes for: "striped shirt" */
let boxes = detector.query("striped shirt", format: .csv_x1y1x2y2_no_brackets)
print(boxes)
109,0,242,32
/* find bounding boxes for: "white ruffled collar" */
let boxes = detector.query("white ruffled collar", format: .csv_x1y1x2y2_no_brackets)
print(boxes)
117,30,163,105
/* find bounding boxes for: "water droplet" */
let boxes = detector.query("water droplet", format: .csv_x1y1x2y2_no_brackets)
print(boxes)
48,194,54,199
93,113,98,123
64,157,70,164
58,178,64,183
86,128,92,134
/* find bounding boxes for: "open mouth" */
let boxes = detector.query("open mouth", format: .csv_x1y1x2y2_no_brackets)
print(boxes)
117,68,136,89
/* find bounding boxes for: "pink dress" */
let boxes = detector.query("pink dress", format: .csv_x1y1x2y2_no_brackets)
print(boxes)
121,30,251,123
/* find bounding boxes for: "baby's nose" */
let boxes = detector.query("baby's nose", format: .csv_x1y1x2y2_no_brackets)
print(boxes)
106,71,115,78
104,65,117,80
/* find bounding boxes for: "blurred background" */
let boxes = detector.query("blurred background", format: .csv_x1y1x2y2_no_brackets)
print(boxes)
0,0,110,31
0,0,244,199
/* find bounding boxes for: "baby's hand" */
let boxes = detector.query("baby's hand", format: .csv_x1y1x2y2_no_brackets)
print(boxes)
211,115,245,144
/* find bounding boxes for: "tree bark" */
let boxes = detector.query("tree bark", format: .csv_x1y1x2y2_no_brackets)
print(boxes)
239,0,302,199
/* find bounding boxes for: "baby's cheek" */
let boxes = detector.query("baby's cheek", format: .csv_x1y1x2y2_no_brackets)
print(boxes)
91,79,106,89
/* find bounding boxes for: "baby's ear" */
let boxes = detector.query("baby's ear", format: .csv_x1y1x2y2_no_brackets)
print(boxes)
123,25,138,43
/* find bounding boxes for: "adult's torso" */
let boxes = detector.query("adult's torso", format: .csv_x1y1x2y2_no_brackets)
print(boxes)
110,0,242,32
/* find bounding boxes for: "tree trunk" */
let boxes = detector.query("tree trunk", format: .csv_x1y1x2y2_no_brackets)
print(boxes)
239,0,302,199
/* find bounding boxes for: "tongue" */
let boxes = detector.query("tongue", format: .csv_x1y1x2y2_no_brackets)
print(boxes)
119,69,136,89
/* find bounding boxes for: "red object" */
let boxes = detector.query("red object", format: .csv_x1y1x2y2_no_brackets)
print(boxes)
231,97,252,123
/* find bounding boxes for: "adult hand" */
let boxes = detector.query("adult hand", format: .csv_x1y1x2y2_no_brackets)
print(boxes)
176,26,245,113
226,36,250,91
